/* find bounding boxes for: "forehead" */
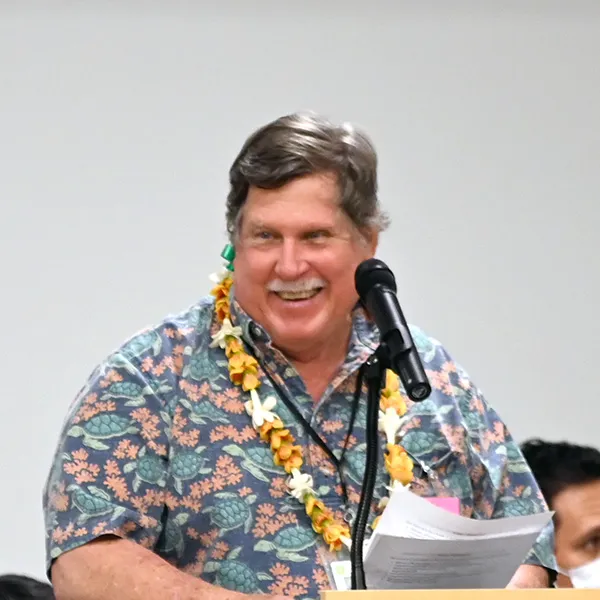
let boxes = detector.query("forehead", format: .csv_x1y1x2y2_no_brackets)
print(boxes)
554,480,600,540
242,173,346,230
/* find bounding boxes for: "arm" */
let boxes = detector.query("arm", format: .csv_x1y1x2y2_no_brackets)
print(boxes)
52,536,278,600
507,565,549,589
451,363,557,586
44,335,283,600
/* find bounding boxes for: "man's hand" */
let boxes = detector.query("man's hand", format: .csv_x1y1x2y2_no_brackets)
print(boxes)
506,564,550,589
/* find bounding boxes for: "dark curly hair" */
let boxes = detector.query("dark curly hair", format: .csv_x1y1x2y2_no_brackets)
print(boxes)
520,438,600,508
0,574,54,600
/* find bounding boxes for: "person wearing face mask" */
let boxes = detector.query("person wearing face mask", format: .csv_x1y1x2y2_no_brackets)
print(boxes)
42,112,556,600
521,438,600,588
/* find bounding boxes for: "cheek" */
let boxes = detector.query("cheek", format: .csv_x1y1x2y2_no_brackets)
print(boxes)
235,252,272,286
319,251,365,289
323,264,361,303
555,526,581,568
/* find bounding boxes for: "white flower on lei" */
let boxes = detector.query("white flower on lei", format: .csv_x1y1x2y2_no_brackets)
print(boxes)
378,479,412,512
209,266,230,284
287,468,314,501
387,478,411,492
244,388,278,429
210,317,242,349
340,535,352,550
378,406,404,445
386,478,412,498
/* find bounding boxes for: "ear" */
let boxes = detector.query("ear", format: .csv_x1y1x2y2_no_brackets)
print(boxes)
361,227,379,256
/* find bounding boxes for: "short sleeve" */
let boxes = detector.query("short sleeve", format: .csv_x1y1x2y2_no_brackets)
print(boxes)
453,363,557,573
42,349,175,575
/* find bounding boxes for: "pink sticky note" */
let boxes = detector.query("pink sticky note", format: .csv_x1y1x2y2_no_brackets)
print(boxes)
425,497,461,514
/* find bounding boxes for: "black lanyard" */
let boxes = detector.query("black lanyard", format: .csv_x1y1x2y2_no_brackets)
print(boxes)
248,345,366,514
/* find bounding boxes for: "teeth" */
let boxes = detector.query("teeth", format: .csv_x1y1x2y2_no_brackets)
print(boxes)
276,289,321,301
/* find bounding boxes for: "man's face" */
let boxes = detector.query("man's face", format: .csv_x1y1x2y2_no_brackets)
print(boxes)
554,480,600,572
233,172,377,358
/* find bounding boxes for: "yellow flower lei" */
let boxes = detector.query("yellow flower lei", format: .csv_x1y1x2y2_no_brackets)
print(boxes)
209,256,414,552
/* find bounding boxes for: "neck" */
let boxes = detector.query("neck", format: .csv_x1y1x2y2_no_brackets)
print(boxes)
278,313,353,363
276,322,353,402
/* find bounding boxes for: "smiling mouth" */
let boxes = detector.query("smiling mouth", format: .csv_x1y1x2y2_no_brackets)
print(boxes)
273,288,324,301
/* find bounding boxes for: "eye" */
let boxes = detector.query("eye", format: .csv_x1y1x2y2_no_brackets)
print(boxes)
254,230,274,240
582,534,600,555
305,230,331,241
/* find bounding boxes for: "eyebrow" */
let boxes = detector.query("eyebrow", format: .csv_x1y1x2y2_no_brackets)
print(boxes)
247,221,336,233
247,221,276,231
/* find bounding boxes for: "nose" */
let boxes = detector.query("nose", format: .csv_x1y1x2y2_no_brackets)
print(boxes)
273,238,310,280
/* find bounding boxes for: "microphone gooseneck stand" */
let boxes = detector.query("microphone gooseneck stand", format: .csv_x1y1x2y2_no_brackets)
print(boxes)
350,344,388,591
349,344,432,590
350,257,433,589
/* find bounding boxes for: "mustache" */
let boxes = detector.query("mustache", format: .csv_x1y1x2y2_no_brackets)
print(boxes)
267,278,327,293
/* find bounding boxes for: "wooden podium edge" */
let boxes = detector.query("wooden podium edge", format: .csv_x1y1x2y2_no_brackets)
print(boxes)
321,589,599,598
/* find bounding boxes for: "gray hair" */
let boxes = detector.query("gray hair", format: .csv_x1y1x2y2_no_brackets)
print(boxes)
226,112,390,241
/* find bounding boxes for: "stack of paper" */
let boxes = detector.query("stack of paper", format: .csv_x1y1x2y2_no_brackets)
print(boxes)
362,489,553,590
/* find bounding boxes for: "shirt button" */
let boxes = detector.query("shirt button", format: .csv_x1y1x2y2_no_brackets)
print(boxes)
343,507,356,525
250,323,262,339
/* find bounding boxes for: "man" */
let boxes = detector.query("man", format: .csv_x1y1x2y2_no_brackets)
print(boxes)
521,438,600,588
43,112,555,599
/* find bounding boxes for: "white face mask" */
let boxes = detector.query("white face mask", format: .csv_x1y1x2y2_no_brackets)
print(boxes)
568,556,600,588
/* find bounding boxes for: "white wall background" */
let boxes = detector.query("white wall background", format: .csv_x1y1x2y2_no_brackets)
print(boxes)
1,0,598,579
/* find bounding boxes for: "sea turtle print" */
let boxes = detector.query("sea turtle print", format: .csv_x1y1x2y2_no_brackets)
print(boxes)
498,495,543,517
503,441,534,474
254,524,317,562
457,393,485,432
202,491,257,534
122,329,163,359
440,461,473,500
182,344,228,387
101,379,172,407
67,484,126,525
203,547,273,594
185,305,205,330
341,444,368,485
67,414,139,451
43,295,556,600
222,444,286,483
340,444,389,502
401,430,449,459
123,446,168,492
171,446,212,495
99,331,163,375
178,398,230,425
321,401,367,431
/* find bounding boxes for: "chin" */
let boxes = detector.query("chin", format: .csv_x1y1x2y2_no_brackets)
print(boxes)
272,328,321,349
269,319,330,351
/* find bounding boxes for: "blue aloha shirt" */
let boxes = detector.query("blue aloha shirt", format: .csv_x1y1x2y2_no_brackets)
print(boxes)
43,289,556,597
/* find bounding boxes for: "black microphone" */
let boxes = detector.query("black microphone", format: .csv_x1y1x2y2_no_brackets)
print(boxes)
355,258,431,402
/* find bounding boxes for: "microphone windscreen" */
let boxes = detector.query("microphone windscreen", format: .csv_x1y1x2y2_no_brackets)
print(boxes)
355,258,397,300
